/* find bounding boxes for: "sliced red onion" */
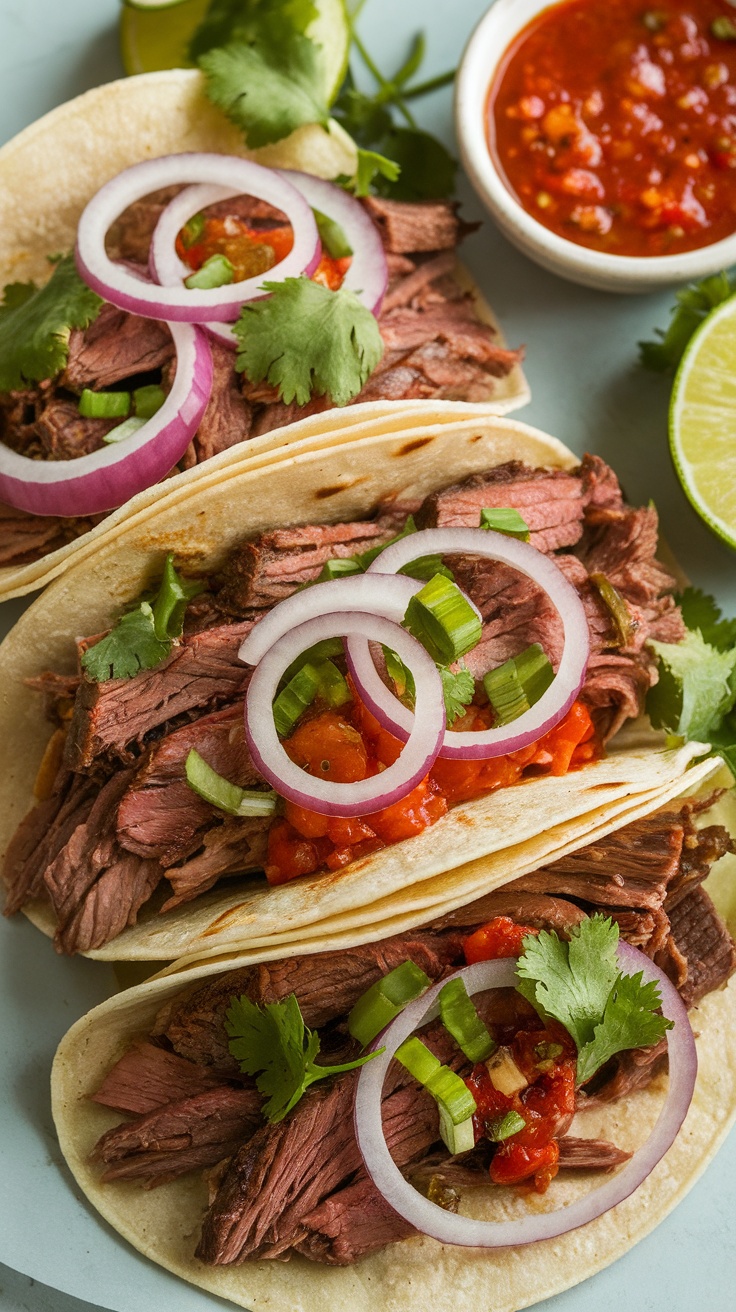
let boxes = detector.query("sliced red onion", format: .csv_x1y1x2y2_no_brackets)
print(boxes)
161,171,389,350
76,154,321,323
354,945,696,1247
279,170,388,313
0,323,212,517
239,573,424,666
244,610,445,817
345,527,590,759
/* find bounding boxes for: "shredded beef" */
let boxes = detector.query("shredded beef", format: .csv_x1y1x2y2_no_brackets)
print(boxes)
0,502,93,567
214,517,402,616
62,303,174,393
160,818,270,910
431,890,587,935
556,1137,632,1171
416,461,587,552
116,701,258,863
93,1085,263,1187
361,197,461,252
180,338,253,468
65,620,253,769
155,932,463,1077
92,1038,222,1114
41,769,163,954
661,885,736,1006
1,387,117,460
3,768,99,915
196,1021,459,1264
580,1039,669,1105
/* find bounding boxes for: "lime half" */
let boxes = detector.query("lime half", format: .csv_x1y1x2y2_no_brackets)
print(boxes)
670,290,736,550
120,0,349,102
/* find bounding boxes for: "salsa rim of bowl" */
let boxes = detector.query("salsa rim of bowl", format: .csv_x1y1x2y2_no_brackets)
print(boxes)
455,0,736,295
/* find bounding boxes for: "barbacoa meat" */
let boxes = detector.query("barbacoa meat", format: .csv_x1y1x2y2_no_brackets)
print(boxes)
0,195,521,569
87,826,734,1262
3,457,701,952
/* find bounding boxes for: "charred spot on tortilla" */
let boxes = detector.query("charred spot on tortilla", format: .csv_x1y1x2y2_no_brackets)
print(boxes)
588,782,627,791
314,482,364,499
397,437,435,456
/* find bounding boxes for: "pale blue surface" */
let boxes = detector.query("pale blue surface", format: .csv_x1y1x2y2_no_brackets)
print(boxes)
0,2,734,1310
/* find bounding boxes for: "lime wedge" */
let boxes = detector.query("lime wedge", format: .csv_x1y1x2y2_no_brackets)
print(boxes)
669,292,736,550
119,0,349,102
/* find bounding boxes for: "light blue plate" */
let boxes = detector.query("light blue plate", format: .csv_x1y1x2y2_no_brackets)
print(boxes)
0,2,734,1310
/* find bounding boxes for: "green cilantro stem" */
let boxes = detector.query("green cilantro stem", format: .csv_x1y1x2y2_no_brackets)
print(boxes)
402,69,456,99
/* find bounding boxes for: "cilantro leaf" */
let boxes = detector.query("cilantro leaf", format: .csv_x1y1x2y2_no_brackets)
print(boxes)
234,277,383,406
189,0,318,62
199,36,329,148
0,255,102,392
647,630,736,740
225,992,381,1122
81,555,203,683
575,971,674,1086
516,916,673,1085
439,663,474,725
638,272,736,372
80,603,170,683
676,586,736,652
516,914,620,1051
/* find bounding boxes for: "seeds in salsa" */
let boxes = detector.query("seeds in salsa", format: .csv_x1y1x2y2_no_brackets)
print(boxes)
489,0,736,256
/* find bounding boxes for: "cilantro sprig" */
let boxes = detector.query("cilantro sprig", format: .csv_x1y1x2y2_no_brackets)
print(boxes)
639,271,736,372
646,587,736,759
234,276,383,405
0,255,102,392
226,991,382,1122
190,0,456,199
81,555,204,683
516,915,673,1086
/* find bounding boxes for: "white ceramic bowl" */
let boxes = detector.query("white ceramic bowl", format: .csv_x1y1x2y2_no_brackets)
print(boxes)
455,0,736,293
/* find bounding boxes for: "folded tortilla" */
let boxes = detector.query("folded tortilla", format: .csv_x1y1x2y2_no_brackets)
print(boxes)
0,69,528,600
0,412,722,962
50,782,736,1312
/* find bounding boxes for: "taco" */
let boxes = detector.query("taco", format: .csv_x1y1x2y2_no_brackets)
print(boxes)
1,412,723,963
51,786,736,1312
0,67,527,600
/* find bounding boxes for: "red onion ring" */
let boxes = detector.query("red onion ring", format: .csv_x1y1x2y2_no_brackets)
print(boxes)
76,154,321,323
354,944,696,1247
0,322,212,516
159,172,388,350
238,573,427,666
244,610,446,817
345,527,590,759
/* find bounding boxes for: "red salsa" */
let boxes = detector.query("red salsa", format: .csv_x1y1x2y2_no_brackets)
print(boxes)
490,0,736,255
265,696,597,884
176,213,350,289
463,918,578,1193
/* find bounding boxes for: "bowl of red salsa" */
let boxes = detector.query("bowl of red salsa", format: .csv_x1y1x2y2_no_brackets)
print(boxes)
456,0,736,290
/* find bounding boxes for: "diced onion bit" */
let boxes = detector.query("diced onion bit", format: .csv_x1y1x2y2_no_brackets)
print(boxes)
348,960,432,1047
485,1045,529,1096
438,978,496,1063
185,748,277,818
483,643,555,726
403,573,483,665
354,948,696,1249
480,506,531,540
